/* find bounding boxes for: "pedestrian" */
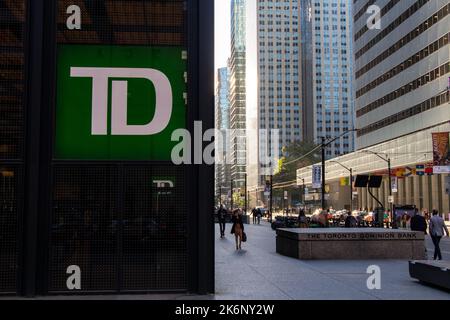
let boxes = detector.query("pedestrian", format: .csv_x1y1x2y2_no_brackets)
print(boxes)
230,208,244,250
345,213,357,228
257,207,262,225
423,208,430,222
429,209,449,260
411,210,427,234
298,208,309,228
251,207,257,224
411,209,428,255
217,205,227,238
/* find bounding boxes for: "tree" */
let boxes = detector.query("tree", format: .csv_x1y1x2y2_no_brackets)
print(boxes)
273,141,321,184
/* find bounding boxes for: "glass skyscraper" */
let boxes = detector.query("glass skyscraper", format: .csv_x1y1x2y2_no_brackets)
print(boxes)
229,0,247,188
215,67,231,203
309,0,355,158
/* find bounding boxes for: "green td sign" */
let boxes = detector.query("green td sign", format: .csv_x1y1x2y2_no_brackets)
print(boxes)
55,45,186,160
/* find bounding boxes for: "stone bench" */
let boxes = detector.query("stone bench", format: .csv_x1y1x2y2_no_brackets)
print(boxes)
276,228,426,260
409,260,450,290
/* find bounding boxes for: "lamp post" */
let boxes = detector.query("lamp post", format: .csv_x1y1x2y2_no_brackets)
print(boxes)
361,150,394,228
330,160,353,212
244,173,247,215
320,129,358,212
269,174,273,222
302,178,305,206
230,179,233,211
321,137,326,210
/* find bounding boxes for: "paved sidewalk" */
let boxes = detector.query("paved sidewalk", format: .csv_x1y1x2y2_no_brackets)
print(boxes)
4,223,450,300
214,222,450,300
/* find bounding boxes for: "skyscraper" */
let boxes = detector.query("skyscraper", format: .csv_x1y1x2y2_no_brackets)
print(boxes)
229,0,247,189
354,0,449,149
246,0,302,191
215,67,231,203
308,0,355,157
297,1,450,215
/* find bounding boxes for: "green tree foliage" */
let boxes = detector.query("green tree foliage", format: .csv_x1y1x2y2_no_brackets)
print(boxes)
273,141,321,184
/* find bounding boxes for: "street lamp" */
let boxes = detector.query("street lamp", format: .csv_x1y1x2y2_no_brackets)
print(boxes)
230,179,233,211
361,150,394,228
321,129,358,211
330,160,353,212
301,178,305,206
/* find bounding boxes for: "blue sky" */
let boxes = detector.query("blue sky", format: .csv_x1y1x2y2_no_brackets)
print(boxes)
215,0,231,72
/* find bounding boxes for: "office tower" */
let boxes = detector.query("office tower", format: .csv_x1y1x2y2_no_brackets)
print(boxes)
215,67,231,203
355,0,449,149
244,0,302,191
229,0,247,188
297,1,450,215
308,0,355,158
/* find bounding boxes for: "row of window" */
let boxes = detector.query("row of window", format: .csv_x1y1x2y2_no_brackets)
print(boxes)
356,33,450,98
358,91,449,137
357,62,449,117
355,4,449,79
259,28,299,33
259,20,299,25
354,0,401,41
314,2,347,8
355,0,432,60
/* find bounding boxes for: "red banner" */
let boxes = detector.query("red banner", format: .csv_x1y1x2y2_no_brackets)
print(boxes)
432,132,450,173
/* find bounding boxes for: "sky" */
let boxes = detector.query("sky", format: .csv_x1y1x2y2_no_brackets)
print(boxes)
214,0,231,72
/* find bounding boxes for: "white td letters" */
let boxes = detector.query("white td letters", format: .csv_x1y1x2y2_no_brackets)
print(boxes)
70,67,173,136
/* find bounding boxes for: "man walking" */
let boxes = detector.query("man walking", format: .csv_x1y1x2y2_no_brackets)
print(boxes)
429,210,449,260
257,207,262,225
217,205,227,238
251,207,257,224
411,209,427,234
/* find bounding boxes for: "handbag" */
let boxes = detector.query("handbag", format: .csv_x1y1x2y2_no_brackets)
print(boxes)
242,232,247,242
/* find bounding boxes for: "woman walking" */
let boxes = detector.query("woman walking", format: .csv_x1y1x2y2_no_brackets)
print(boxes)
231,209,244,250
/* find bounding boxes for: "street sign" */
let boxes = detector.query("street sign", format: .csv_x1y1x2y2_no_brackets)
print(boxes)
304,187,309,195
284,191,288,200
391,177,398,193
55,45,186,160
388,195,394,203
312,165,321,189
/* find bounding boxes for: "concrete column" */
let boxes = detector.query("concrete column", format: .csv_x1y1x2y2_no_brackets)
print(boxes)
413,175,421,210
431,175,441,213
423,175,431,212
440,174,450,217
362,188,367,210
397,178,404,205
405,177,412,205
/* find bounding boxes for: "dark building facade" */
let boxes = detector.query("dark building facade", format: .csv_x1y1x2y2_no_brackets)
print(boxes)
0,0,214,296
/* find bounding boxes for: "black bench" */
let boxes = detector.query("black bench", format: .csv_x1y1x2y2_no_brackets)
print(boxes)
409,260,450,290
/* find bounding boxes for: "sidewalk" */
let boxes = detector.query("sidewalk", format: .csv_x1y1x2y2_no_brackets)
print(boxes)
5,223,450,300
215,222,450,300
